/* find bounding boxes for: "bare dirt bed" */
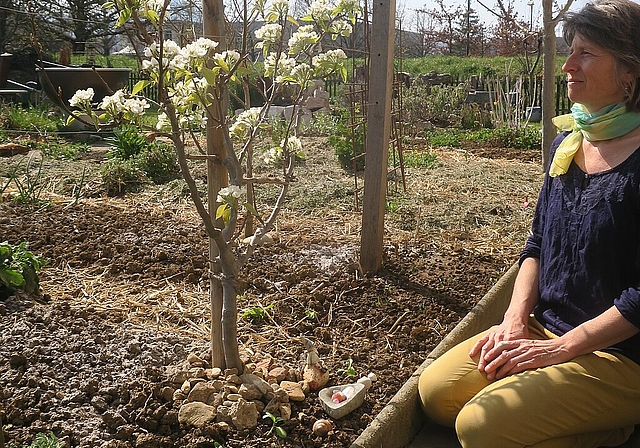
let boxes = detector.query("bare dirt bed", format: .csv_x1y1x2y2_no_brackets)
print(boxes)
0,135,543,447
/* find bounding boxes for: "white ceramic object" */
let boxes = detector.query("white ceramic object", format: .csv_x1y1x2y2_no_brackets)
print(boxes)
318,382,366,419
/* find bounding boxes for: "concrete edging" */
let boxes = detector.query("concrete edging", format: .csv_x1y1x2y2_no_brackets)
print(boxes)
350,263,519,448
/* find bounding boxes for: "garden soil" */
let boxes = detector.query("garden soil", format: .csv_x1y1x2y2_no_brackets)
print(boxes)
0,135,543,447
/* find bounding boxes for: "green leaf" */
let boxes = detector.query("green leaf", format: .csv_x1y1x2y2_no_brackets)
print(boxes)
275,426,287,439
115,9,131,28
0,268,24,288
65,115,76,126
0,244,12,263
265,11,279,22
286,16,299,26
202,67,217,86
132,80,151,96
244,202,258,217
146,10,160,27
339,66,348,83
103,2,115,9
216,204,230,224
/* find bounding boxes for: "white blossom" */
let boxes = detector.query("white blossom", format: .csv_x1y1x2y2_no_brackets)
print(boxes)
123,97,149,115
329,19,352,37
264,146,282,165
312,48,347,67
182,37,218,59
309,0,331,18
255,23,283,44
281,135,302,154
229,107,262,139
264,52,297,82
99,90,126,112
288,25,319,53
217,185,246,203
69,88,94,108
269,0,290,15
156,112,171,131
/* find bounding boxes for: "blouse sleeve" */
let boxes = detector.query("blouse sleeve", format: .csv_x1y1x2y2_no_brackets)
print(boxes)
615,289,640,328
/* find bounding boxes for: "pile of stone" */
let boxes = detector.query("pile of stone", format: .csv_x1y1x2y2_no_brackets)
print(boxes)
173,353,309,431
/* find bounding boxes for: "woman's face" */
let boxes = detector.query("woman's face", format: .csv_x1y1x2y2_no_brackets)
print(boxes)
562,33,631,113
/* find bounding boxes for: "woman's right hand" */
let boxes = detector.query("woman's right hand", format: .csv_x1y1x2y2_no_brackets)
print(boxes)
468,317,529,374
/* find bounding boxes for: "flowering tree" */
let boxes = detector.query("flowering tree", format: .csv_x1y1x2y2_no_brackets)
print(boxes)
69,0,359,370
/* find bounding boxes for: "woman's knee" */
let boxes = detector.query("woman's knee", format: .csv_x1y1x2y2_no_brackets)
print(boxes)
455,400,509,448
418,366,458,427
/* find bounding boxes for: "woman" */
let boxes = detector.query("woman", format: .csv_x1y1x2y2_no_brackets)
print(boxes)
418,1,640,447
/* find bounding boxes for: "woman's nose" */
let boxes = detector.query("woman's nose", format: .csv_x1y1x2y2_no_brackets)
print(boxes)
563,54,577,73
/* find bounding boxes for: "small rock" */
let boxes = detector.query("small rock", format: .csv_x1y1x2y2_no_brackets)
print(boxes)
226,393,242,402
188,367,206,379
226,374,242,385
102,410,127,429
185,382,217,404
160,386,175,402
90,396,109,413
267,367,287,383
178,402,217,428
230,399,258,430
240,373,272,397
187,352,206,367
206,367,222,379
279,381,305,402
279,402,292,420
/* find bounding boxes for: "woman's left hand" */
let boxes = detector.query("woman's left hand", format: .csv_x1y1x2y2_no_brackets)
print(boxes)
482,338,570,380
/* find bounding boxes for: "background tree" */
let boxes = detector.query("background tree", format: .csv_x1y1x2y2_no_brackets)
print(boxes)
488,2,528,56
0,0,34,53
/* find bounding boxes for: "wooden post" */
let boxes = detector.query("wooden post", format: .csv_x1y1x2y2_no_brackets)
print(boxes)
360,0,395,273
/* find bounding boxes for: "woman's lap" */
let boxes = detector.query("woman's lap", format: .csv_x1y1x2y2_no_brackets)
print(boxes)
418,317,640,447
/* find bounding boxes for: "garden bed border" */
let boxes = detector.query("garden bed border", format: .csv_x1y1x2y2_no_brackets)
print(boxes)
350,262,519,448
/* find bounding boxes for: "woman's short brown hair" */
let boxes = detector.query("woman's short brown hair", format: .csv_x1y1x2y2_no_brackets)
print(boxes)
563,0,640,112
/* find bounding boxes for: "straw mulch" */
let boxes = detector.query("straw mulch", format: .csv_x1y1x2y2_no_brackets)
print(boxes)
0,135,543,447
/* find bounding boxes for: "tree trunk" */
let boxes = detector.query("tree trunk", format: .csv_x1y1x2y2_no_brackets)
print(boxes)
203,0,228,370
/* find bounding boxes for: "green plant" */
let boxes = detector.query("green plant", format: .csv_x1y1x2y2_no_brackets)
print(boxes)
404,82,468,127
9,156,48,205
305,309,317,320
0,104,61,133
263,412,287,439
401,150,438,169
328,107,365,171
106,124,150,160
7,432,60,448
459,103,493,130
100,158,144,196
38,140,91,161
385,198,401,213
135,142,180,184
425,129,461,148
241,304,274,322
0,241,47,300
337,358,357,380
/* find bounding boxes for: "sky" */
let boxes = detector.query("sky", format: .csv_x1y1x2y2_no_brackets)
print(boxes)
395,0,591,29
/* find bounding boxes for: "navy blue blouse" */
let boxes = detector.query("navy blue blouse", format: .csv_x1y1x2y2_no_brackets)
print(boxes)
520,131,640,364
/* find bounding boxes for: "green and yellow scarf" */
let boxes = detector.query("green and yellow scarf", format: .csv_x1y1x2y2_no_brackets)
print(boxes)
550,102,640,177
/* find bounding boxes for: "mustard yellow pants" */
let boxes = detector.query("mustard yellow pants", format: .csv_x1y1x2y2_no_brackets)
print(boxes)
418,317,640,448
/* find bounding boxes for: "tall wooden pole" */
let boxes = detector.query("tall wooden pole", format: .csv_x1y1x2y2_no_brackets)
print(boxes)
541,0,556,170
203,0,227,369
360,0,395,273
